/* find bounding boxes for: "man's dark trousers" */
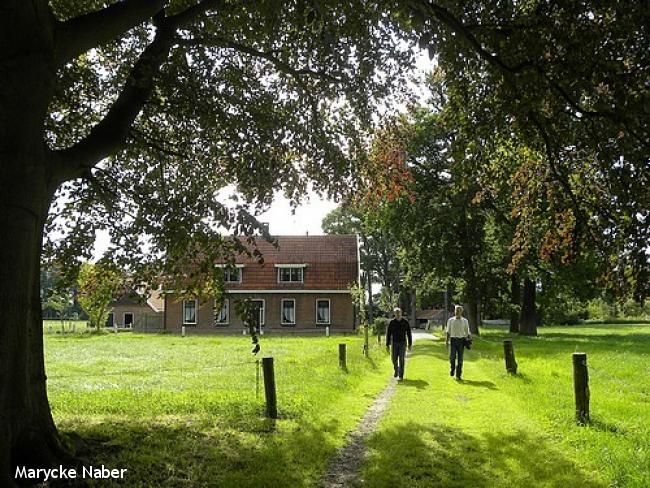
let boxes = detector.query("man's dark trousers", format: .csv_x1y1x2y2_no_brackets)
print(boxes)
392,342,407,378
450,337,465,378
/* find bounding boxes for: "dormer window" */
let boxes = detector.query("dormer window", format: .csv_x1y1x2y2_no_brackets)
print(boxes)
276,264,306,283
216,264,244,283
224,267,241,283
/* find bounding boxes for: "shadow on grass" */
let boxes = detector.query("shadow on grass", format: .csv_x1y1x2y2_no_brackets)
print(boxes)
509,372,532,384
398,379,429,390
363,422,604,488
458,379,498,390
587,418,628,435
409,341,484,365
61,416,343,487
364,355,379,370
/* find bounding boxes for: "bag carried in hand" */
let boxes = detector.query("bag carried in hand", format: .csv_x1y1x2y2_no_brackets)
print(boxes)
464,337,473,350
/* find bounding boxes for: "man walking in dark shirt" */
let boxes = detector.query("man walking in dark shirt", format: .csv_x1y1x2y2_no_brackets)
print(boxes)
386,307,413,381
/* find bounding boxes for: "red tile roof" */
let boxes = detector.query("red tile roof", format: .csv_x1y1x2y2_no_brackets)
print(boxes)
217,235,359,290
228,235,359,264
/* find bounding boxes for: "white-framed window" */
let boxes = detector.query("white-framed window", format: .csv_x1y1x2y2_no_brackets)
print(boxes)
183,299,197,325
316,299,331,325
281,299,296,326
251,299,265,326
224,267,242,283
123,312,134,328
214,299,229,326
278,267,304,283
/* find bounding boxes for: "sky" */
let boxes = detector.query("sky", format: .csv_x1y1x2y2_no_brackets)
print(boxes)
256,192,339,236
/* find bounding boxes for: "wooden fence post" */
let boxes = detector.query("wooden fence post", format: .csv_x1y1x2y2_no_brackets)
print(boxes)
503,339,517,374
339,343,347,369
363,324,369,358
573,353,589,424
256,359,260,399
262,357,277,419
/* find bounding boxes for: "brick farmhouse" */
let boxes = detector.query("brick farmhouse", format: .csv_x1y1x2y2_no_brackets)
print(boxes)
108,288,165,332
164,235,360,334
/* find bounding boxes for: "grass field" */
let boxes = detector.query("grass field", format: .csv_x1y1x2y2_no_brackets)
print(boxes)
44,325,650,487
362,324,650,488
45,333,393,487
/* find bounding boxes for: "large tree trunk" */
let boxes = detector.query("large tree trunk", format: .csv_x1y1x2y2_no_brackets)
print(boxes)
464,297,480,335
365,270,374,326
510,272,520,333
409,289,416,328
0,6,71,485
359,235,374,326
462,259,480,335
0,164,73,485
519,277,538,336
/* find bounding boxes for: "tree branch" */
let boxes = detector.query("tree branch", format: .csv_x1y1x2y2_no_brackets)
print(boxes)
51,22,175,184
50,0,226,185
130,127,190,159
178,36,342,84
411,1,642,137
55,0,167,65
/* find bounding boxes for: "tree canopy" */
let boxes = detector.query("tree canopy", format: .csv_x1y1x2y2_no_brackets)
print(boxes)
1,1,648,483
1,2,417,482
403,0,649,300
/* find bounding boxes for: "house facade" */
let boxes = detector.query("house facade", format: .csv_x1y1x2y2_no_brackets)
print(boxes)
164,235,360,334
416,309,446,329
108,289,165,332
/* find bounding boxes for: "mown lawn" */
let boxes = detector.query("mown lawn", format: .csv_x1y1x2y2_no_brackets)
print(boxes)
44,332,392,487
363,324,650,488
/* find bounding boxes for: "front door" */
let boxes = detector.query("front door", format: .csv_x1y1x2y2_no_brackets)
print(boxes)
124,313,134,328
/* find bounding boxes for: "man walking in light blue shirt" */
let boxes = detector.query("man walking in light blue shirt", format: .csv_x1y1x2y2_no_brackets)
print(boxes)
446,305,471,380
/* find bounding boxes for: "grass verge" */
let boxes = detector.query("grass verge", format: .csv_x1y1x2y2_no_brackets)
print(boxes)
362,324,650,488
45,333,392,487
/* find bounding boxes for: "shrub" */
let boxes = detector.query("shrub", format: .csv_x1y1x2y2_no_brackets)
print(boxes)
586,298,614,321
622,298,645,318
542,296,588,325
372,317,390,337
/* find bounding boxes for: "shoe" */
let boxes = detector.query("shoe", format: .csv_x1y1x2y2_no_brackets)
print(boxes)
394,371,398,378
450,368,455,377
456,376,462,381
397,377,403,381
